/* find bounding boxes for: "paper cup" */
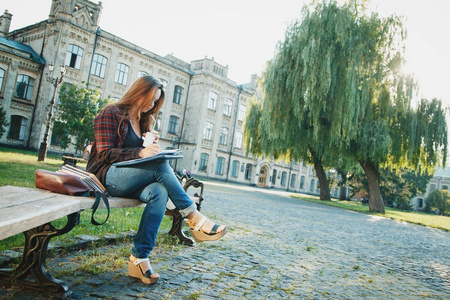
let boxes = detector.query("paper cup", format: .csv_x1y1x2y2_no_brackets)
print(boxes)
142,132,155,147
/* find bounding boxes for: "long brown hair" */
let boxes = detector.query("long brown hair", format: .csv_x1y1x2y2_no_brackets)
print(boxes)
111,75,165,134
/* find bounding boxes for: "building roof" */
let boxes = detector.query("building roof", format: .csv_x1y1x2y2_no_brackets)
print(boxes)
0,36,45,64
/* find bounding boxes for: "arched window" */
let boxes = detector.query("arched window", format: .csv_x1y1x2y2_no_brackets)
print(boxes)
231,160,240,178
208,92,217,111
115,63,129,85
8,115,28,140
90,54,107,78
215,157,225,175
168,115,179,134
0,67,5,94
203,122,213,140
234,132,243,149
238,104,246,121
310,179,315,192
300,176,305,189
173,85,183,104
138,71,148,77
65,44,84,69
219,127,228,145
198,153,209,172
155,112,162,131
14,75,35,100
281,171,287,186
245,164,252,180
290,174,296,188
223,98,232,116
272,169,277,184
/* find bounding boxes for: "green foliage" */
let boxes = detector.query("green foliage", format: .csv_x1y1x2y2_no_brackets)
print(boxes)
348,167,433,211
245,0,447,212
0,106,8,138
52,83,110,154
425,190,450,215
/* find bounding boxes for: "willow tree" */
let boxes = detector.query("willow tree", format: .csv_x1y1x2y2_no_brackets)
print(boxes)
244,0,447,212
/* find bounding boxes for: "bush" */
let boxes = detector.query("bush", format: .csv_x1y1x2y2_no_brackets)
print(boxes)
425,190,450,215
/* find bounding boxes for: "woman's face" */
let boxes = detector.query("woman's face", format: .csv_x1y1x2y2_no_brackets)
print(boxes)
142,88,161,113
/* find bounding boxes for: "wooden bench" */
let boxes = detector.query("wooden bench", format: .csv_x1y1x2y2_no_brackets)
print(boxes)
0,175,203,297
62,155,88,166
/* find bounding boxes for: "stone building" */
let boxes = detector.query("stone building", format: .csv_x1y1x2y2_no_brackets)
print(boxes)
0,0,331,195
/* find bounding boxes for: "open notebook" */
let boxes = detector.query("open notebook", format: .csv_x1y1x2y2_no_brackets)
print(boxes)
113,149,184,167
59,164,107,194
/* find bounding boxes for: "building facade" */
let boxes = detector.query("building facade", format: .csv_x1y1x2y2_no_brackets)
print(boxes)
0,0,330,195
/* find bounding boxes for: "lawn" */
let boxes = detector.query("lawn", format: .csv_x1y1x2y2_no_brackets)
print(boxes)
292,194,450,231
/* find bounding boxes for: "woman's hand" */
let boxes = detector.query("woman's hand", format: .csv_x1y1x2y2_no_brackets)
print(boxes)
139,144,162,158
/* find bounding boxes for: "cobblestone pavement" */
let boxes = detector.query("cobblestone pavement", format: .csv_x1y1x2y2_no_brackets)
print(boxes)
1,181,449,299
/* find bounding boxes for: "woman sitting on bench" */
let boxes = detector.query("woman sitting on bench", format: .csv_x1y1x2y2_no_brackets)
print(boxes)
86,75,227,285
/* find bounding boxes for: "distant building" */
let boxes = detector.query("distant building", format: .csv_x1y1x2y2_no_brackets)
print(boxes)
411,167,450,211
0,0,328,195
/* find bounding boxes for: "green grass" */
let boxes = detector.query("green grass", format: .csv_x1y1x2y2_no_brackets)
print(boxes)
292,194,450,231
0,146,180,252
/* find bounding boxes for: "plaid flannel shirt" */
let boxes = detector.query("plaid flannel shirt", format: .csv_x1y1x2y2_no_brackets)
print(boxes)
86,106,142,184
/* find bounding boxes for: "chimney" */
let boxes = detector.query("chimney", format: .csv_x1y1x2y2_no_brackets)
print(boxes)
0,10,12,37
250,74,258,89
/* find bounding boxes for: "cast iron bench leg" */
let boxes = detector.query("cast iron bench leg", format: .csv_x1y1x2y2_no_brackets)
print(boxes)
0,212,80,297
164,176,205,246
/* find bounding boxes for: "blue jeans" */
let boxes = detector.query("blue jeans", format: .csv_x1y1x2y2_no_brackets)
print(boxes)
105,160,196,258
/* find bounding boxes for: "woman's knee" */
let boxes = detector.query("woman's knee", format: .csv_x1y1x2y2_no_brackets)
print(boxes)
140,182,168,204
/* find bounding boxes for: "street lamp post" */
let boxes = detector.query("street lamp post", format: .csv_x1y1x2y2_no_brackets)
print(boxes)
37,62,66,161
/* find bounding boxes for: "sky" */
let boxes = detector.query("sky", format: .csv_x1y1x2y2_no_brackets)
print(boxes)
2,0,449,107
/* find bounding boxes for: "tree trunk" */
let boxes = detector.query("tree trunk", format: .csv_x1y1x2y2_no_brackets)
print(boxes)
359,160,385,214
313,160,331,201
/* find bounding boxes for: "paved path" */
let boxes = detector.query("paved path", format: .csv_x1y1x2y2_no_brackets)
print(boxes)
1,181,449,299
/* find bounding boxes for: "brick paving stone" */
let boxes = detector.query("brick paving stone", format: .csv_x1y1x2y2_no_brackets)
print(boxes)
1,181,449,299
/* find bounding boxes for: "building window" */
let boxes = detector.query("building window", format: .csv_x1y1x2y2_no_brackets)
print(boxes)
90,54,107,78
115,63,129,85
8,115,27,140
231,160,239,178
50,129,67,147
14,75,35,100
310,179,315,192
245,164,252,180
272,169,277,185
203,122,213,140
442,185,448,190
173,85,183,105
300,176,305,189
198,153,209,172
159,78,168,92
65,44,84,69
234,132,243,149
281,171,287,186
290,174,296,188
0,68,5,93
155,112,162,131
223,98,232,117
238,104,246,121
219,127,228,145
417,198,424,208
216,157,225,175
138,71,148,77
430,184,437,192
208,92,217,111
168,115,179,134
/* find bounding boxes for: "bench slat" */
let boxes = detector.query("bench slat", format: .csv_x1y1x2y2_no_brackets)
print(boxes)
0,186,83,240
